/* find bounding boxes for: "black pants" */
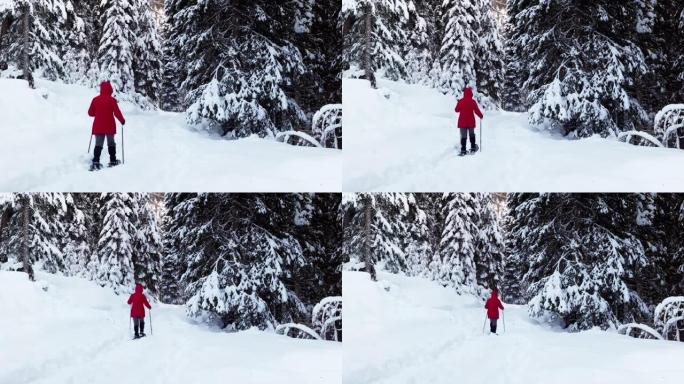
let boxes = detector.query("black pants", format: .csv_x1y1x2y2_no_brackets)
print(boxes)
460,128,476,150
95,134,115,147
490,318,498,333
133,317,145,335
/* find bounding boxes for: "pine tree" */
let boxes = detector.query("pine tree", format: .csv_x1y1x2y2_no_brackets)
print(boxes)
93,193,137,294
166,194,323,330
508,0,655,137
97,0,136,95
429,193,479,293
132,193,162,295
433,0,478,95
342,0,415,83
508,194,652,330
343,193,426,275
62,193,91,276
473,193,505,293
131,0,162,105
168,1,312,137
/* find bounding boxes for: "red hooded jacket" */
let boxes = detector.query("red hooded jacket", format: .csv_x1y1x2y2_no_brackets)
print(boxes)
485,290,504,320
128,284,151,318
455,87,483,129
88,81,125,135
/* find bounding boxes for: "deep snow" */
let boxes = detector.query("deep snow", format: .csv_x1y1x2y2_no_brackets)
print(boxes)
0,78,341,191
343,78,684,192
0,271,341,384
343,271,684,384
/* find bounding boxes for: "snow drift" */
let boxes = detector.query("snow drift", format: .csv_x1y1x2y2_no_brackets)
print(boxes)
343,271,684,384
0,271,341,384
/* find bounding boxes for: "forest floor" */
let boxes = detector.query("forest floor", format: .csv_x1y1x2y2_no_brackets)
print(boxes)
343,271,684,384
0,78,341,191
0,271,341,384
343,78,684,192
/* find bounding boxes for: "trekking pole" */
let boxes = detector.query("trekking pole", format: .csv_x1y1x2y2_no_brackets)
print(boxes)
149,309,153,335
479,118,483,153
88,134,93,153
121,123,125,164
482,313,487,335
129,317,132,335
503,310,506,334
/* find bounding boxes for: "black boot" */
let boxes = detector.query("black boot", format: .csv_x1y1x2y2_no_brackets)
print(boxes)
460,138,468,156
108,145,121,167
90,146,103,171
470,133,478,153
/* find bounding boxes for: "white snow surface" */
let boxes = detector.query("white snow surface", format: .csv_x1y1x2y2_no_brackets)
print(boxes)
0,0,12,12
343,78,684,192
0,79,341,191
343,271,684,384
0,271,341,384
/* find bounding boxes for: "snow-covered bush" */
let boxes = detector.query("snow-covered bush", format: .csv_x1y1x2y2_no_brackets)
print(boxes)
276,296,342,342
312,104,342,149
654,104,684,149
312,296,342,341
654,297,684,341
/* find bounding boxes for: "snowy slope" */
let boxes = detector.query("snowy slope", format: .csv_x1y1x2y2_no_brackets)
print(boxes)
0,271,341,384
343,271,684,384
0,79,341,192
343,79,684,192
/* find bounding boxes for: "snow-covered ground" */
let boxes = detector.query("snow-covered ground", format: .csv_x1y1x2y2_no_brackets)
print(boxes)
0,79,341,191
343,271,684,384
0,271,341,384
343,78,684,192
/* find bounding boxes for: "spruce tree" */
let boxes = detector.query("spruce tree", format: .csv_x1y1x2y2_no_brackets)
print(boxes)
97,0,136,94
93,193,137,294
132,193,162,295
429,193,479,293
508,193,652,330
508,0,655,137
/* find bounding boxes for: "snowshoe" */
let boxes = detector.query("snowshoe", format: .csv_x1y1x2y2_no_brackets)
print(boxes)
470,144,479,154
458,148,468,157
108,160,121,168
133,334,141,339
89,162,103,172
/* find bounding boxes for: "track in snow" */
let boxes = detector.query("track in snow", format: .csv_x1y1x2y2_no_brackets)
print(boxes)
0,79,340,192
343,271,684,384
343,79,684,192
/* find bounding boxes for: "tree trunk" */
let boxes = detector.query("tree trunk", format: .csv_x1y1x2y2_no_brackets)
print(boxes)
21,4,34,89
363,197,376,281
21,197,35,281
0,206,13,263
363,5,376,89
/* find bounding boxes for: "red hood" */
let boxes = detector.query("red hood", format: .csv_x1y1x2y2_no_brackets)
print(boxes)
463,87,473,99
100,81,113,96
135,284,143,294
491,290,498,299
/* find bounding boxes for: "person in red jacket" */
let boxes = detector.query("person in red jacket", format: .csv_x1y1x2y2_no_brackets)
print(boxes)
484,288,504,334
128,283,152,339
455,87,484,156
88,81,126,170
